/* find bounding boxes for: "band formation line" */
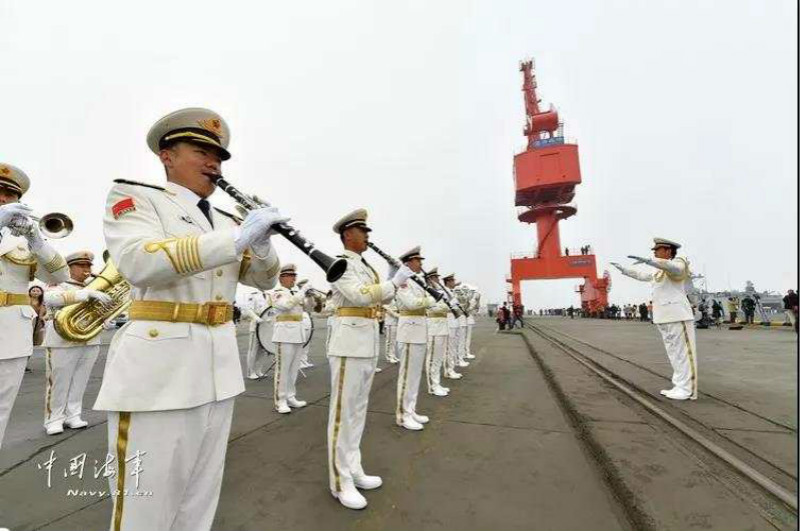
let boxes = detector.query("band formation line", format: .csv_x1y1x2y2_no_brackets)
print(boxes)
0,106,698,529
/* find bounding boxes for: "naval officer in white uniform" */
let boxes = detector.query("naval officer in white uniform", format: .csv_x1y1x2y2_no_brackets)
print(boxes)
42,251,111,435
612,237,698,400
326,208,414,510
270,263,312,413
95,107,285,531
0,163,69,449
424,267,451,397
393,246,436,431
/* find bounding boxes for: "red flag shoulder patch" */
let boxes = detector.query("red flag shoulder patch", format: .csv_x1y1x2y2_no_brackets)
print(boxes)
112,197,136,219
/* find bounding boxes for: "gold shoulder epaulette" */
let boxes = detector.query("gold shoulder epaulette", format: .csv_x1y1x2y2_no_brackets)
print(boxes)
113,178,166,192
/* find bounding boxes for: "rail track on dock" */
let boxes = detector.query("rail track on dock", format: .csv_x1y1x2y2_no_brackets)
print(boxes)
520,321,798,528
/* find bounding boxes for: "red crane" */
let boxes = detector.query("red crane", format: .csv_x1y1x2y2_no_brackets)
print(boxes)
508,59,609,314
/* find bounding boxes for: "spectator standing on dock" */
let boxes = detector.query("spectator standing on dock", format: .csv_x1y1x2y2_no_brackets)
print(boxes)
612,238,698,401
741,295,756,324
727,297,739,323
497,302,508,330
784,289,798,333
638,302,648,321
711,299,724,327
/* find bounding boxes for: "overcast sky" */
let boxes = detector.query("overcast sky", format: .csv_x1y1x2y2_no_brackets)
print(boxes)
2,0,796,309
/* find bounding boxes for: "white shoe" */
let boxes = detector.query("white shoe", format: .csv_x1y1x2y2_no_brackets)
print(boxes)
446,371,463,379
664,389,693,401
439,385,450,392
375,366,382,373
247,373,260,380
465,353,476,359
353,474,383,490
65,418,88,429
46,423,64,436
287,397,307,408
331,486,368,510
275,402,292,414
659,388,675,396
431,387,449,397
412,412,429,424
457,360,470,367
399,416,424,431
387,357,399,364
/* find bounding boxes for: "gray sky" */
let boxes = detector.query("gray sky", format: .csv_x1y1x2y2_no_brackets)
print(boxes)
2,0,796,309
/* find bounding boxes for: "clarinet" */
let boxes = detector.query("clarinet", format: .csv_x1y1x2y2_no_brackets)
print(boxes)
423,268,468,317
366,242,461,317
208,173,348,282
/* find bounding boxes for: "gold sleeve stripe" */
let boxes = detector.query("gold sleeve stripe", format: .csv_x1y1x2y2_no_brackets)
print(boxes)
238,250,253,280
62,291,77,305
144,237,202,275
44,254,68,274
175,236,202,274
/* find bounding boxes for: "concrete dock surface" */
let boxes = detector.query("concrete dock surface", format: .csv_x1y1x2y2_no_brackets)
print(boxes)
0,317,796,531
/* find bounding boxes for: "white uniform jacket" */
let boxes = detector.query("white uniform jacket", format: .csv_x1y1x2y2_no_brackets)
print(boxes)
270,286,307,344
618,257,694,324
94,180,280,412
426,290,450,337
42,280,103,348
467,291,480,325
327,250,396,358
0,228,69,360
395,278,435,344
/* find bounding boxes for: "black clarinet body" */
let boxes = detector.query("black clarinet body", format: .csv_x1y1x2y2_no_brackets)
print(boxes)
365,242,467,317
209,174,348,283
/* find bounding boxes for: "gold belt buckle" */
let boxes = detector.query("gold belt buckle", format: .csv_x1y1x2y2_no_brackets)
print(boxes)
0,292,7,306
203,302,229,326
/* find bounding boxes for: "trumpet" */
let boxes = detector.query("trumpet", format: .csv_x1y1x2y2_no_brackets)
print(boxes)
9,211,73,239
206,173,348,283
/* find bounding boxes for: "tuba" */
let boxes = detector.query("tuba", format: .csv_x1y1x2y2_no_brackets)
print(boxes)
54,251,132,342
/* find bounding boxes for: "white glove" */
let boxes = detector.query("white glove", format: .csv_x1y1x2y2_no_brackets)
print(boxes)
299,283,314,296
76,289,113,305
391,265,415,288
626,255,648,265
387,263,399,281
0,203,32,230
235,206,290,256
22,221,45,251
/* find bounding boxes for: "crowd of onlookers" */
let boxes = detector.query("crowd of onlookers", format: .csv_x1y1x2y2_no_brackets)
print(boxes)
493,302,525,330
522,288,798,333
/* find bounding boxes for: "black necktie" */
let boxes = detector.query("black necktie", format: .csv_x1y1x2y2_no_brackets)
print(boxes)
197,199,213,227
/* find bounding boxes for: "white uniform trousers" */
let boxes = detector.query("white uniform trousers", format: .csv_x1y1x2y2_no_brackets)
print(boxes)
384,325,398,362
395,342,426,423
457,326,468,363
0,356,27,449
445,328,460,374
273,342,303,407
44,345,100,430
106,398,234,531
656,320,699,398
327,355,377,494
425,335,447,393
465,324,474,357
245,330,260,377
